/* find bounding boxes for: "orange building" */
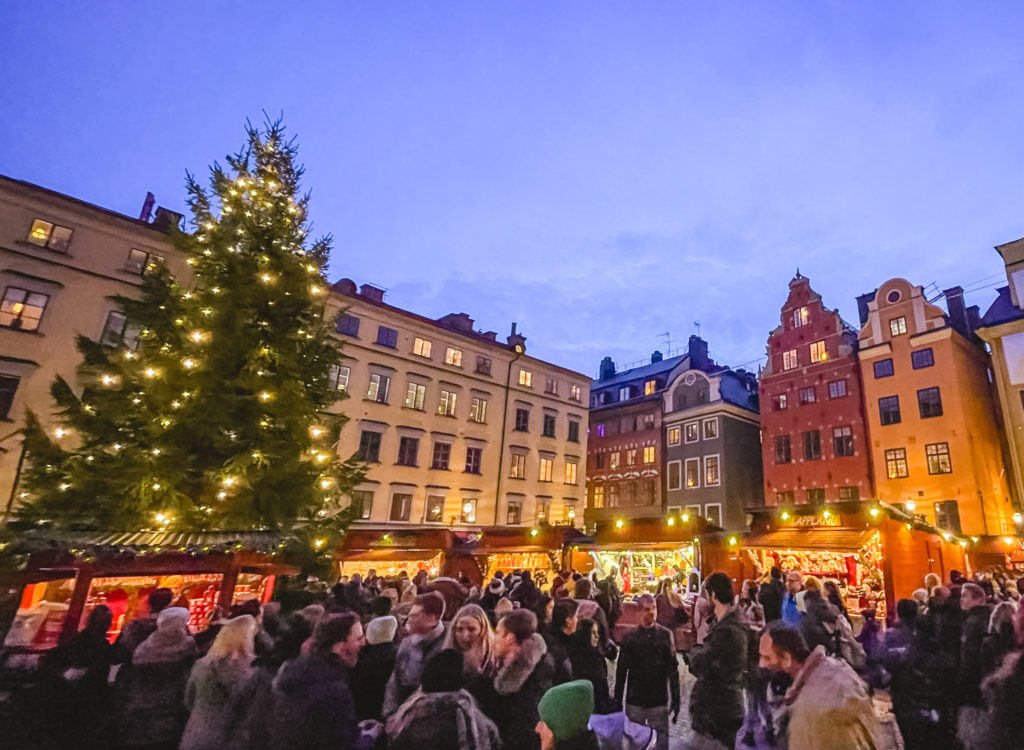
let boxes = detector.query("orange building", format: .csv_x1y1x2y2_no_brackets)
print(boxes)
856,278,1013,536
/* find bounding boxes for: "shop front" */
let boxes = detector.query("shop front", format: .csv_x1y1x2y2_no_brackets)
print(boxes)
466,526,582,585
338,528,455,580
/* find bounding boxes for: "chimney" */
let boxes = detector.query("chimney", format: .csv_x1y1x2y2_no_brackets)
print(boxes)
139,192,156,223
436,312,475,333
944,286,971,337
856,291,876,326
688,335,709,370
150,207,183,233
331,278,357,295
359,284,385,303
651,350,663,364
507,322,526,351
599,356,616,381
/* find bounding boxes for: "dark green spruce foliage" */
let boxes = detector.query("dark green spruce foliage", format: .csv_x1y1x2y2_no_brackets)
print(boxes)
18,121,364,541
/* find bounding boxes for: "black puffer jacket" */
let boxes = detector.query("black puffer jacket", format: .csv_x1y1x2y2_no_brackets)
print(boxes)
476,633,555,750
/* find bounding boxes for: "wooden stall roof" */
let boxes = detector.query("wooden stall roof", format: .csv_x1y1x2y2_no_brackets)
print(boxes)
342,548,444,562
744,527,876,552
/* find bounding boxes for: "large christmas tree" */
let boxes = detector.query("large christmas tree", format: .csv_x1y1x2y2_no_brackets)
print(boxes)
17,121,364,543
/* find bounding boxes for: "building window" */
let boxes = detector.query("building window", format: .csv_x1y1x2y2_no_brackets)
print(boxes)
609,452,620,470
934,500,962,533
366,373,390,403
783,349,798,370
542,414,556,438
514,408,530,431
809,340,827,363
644,380,656,395
596,424,606,438
684,422,699,443
704,455,720,486
390,493,412,522
27,219,73,252
100,311,142,350
626,449,637,466
803,430,822,460
506,498,523,524
351,490,373,520
667,460,682,491
776,490,794,505
885,448,909,479
336,314,360,336
405,382,426,410
705,503,722,527
607,485,620,507
413,337,432,357
519,369,533,387
890,317,908,336
643,446,655,464
568,419,580,443
667,426,681,446
799,387,816,405
874,358,894,378
806,488,825,503
570,384,582,401
619,386,631,401
793,307,810,328
510,453,527,479
328,364,350,392
918,387,943,419
470,397,487,423
124,248,164,276
590,485,605,509
621,416,634,434
879,396,901,426
536,500,550,524
465,447,482,474
0,375,19,420
594,453,605,470
445,347,462,366
376,326,398,348
476,356,492,375
545,377,559,395
425,495,446,523
833,426,854,457
643,413,655,430
358,431,381,462
912,348,934,369
926,442,952,474
702,418,719,440
0,287,49,332
396,436,419,466
564,459,578,485
685,458,700,488
838,486,859,501
438,389,458,417
772,393,788,411
828,380,847,399
775,435,792,464
431,442,451,470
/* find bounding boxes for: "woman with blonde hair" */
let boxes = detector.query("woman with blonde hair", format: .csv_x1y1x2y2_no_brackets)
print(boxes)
180,615,257,749
443,603,495,679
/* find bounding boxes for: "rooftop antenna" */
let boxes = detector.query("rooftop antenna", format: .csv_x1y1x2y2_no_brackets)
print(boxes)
659,331,673,351
693,320,701,337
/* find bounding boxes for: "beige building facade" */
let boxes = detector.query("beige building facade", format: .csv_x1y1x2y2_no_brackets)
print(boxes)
326,279,590,532
0,176,186,511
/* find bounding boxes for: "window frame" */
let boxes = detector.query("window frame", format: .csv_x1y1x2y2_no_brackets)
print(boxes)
667,460,682,491
885,448,909,479
874,358,894,379
793,306,810,328
445,347,463,367
911,348,934,370
775,434,792,464
514,408,530,432
351,489,373,520
542,413,557,438
438,389,458,417
772,393,788,411
567,419,580,443
124,248,164,277
889,316,908,336
469,396,488,424
376,326,398,348
878,395,901,426
412,337,432,358
405,382,426,410
358,430,382,463
389,492,413,522
783,349,798,370
27,219,73,252
828,380,847,399
684,457,700,488
642,445,655,464
396,436,419,466
564,459,578,485
684,422,700,444
809,340,827,363
506,497,523,525
545,377,559,395
424,494,446,523
590,485,605,509
917,387,943,419
366,372,390,403
328,364,350,392
704,503,723,527
609,451,620,470
704,454,721,487
431,442,451,470
837,486,859,502
510,453,527,479
0,286,50,332
799,386,816,405
465,446,482,474
833,426,854,457
926,442,952,475
667,426,681,446
475,356,492,376
702,417,719,440
803,430,822,461
619,386,631,401
518,369,533,387
644,379,656,395
336,313,360,337
570,384,582,402
0,374,19,420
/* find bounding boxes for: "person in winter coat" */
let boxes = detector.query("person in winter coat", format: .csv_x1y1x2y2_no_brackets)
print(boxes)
980,601,1016,679
958,583,993,720
477,608,556,750
479,578,505,613
536,680,600,750
781,571,803,628
545,598,578,685
595,576,622,629
759,622,882,750
385,649,500,750
352,615,399,721
113,588,174,665
118,606,199,750
737,580,765,630
382,592,447,715
800,590,839,655
510,569,543,611
688,573,747,749
571,578,613,653
180,615,256,750
40,605,115,749
443,604,495,682
966,651,1024,750
654,578,688,629
568,617,614,714
613,593,679,750
269,613,379,750
759,567,785,623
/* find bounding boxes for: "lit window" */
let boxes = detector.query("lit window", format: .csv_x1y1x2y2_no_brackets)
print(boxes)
783,349,798,370
643,446,655,464
413,337,432,357
644,380,656,395
539,457,553,482
926,443,952,474
570,384,582,401
684,422,699,443
792,306,810,328
0,287,49,332
596,424,605,438
328,364,350,391
885,448,908,478
667,426,681,446
27,219,73,252
445,347,462,366
438,389,458,417
704,455,720,486
609,452,620,470
405,382,426,410
545,377,559,395
702,418,718,440
519,369,533,387
772,393,788,410
366,373,390,403
828,380,847,399
460,498,477,524
590,485,605,509
469,397,487,423
510,453,526,479
536,500,550,524
890,317,908,336
125,249,164,276
564,459,578,485
626,449,637,465
809,340,827,363
685,457,700,488
425,495,446,522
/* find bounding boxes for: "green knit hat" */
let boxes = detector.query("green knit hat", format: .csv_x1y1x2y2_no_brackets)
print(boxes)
538,680,594,740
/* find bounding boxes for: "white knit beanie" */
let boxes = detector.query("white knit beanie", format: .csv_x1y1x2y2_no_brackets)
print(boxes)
365,615,398,645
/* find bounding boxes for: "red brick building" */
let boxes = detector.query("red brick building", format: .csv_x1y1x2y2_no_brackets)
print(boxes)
760,273,875,506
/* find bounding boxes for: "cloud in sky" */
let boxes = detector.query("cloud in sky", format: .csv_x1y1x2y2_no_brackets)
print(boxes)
2,1,1023,376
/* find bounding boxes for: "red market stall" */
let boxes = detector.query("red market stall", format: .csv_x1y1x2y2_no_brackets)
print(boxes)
338,528,456,580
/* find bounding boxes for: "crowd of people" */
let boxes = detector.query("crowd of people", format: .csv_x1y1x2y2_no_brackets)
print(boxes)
3,564,1024,750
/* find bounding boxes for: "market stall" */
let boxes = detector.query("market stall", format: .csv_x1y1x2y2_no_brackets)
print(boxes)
589,544,697,594
338,527,456,580
339,549,443,579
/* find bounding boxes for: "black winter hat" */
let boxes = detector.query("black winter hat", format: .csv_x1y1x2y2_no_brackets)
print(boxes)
421,649,466,693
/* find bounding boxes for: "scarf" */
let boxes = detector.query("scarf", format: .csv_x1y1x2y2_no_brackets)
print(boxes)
386,688,499,750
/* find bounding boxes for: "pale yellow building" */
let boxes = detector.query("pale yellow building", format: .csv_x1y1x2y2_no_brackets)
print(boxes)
0,176,187,511
325,279,590,534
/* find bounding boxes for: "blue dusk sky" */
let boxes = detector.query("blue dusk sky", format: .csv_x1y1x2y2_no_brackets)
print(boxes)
3,2,1024,378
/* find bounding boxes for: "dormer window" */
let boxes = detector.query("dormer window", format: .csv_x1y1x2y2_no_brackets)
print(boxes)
792,306,809,328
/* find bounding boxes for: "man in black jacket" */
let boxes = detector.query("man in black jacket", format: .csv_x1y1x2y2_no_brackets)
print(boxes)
958,583,992,709
758,567,785,623
614,593,679,750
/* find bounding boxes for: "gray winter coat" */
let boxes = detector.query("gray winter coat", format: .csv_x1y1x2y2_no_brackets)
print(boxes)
180,657,255,750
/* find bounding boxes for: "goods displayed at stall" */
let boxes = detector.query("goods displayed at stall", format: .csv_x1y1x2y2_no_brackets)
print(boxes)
590,545,696,594
340,552,442,579
483,552,556,578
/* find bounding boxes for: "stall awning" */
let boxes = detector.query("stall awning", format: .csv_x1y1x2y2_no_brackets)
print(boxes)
341,548,443,562
744,527,874,553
